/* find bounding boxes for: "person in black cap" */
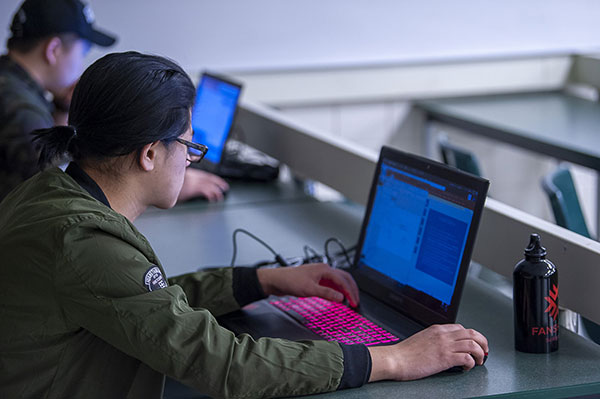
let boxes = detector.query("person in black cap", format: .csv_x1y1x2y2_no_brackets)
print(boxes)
0,0,116,201
0,0,230,203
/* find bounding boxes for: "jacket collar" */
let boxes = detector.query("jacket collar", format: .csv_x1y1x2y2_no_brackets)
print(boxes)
65,162,111,208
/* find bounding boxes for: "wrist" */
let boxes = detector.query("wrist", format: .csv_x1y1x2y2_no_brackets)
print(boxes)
256,268,276,296
367,346,399,382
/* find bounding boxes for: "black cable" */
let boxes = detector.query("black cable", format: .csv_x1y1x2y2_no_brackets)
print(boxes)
303,245,321,262
252,259,278,268
342,244,356,253
230,228,288,267
324,237,353,268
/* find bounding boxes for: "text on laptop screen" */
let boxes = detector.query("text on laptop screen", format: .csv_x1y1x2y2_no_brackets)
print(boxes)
358,159,479,311
191,74,241,164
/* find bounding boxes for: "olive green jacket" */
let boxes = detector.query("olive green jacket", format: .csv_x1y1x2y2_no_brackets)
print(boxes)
0,168,348,398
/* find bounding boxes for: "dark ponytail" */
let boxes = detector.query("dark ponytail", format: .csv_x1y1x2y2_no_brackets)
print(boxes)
33,51,196,168
33,125,78,168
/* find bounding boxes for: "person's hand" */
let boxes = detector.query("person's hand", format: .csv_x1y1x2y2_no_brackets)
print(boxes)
368,324,489,382
256,263,360,307
177,168,229,202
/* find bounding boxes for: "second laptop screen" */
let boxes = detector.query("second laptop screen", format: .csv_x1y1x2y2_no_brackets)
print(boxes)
191,74,241,164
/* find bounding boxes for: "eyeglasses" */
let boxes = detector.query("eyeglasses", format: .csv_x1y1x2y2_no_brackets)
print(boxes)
175,138,208,164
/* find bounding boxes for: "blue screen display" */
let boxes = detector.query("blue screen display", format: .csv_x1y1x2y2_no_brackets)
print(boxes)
358,162,475,305
191,74,241,164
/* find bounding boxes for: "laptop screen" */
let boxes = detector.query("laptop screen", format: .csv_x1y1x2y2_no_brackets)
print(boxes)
353,146,489,326
191,72,242,164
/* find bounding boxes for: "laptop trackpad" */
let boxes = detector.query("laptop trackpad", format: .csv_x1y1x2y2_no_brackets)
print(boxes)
358,293,423,340
218,300,323,341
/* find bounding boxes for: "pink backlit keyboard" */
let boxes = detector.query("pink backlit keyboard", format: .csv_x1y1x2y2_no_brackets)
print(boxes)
269,296,400,346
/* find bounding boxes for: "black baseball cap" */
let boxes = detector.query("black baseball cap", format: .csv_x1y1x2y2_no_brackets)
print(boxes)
10,0,117,47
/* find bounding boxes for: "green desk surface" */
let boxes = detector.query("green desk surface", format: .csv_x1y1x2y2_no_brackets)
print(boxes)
135,180,363,275
416,92,600,171
135,181,600,398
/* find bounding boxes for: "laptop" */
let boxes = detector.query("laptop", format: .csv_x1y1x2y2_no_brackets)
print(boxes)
191,71,242,166
218,146,489,344
191,72,278,181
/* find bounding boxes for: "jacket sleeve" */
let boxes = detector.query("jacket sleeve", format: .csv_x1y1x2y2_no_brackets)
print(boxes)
55,223,346,399
168,267,266,316
167,268,239,316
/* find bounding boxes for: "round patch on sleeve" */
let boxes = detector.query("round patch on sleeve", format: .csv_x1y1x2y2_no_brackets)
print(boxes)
143,265,168,292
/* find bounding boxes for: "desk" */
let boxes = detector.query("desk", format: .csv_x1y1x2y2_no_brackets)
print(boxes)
135,179,363,275
135,181,600,398
416,91,600,233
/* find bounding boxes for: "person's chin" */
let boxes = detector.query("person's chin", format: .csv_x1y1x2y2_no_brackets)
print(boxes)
154,197,179,210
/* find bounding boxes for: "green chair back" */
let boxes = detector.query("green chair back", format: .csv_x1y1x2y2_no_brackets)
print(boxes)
541,166,591,238
543,167,599,344
439,137,482,177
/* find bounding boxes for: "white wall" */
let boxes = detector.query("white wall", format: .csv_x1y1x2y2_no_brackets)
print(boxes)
1,0,600,72
2,0,598,232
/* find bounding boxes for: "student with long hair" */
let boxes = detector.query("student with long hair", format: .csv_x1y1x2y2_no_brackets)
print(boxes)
0,52,488,399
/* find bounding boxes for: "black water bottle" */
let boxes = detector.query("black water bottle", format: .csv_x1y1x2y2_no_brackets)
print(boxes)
513,233,559,353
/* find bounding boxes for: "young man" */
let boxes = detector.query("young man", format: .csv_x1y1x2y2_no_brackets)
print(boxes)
0,51,488,398
0,0,229,203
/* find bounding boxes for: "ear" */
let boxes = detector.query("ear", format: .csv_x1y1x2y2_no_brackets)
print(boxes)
138,141,162,172
43,36,63,66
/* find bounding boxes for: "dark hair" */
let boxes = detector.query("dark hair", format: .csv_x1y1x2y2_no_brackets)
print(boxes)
7,32,79,54
34,51,195,168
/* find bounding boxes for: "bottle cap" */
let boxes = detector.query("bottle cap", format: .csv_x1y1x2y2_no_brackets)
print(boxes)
524,233,547,259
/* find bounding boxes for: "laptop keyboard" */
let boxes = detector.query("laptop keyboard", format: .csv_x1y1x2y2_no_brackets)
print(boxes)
269,296,400,346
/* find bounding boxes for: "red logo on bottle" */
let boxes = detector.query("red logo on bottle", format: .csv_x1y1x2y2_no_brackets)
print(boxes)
544,284,559,321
